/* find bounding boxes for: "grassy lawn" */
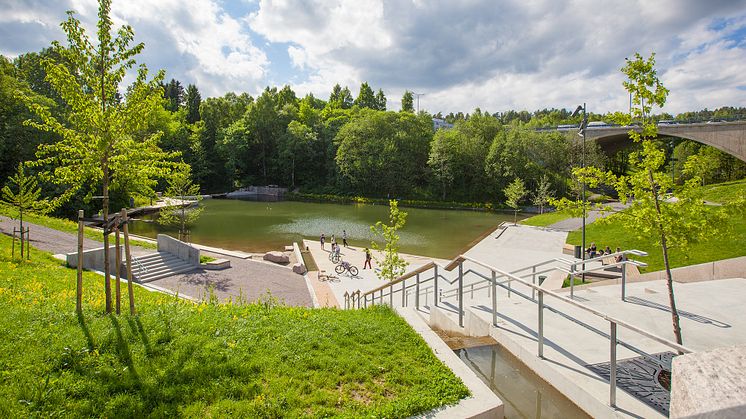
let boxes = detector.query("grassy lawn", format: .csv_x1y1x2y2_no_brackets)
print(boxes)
520,210,573,227
700,178,746,203
567,209,746,273
0,235,468,417
0,205,156,250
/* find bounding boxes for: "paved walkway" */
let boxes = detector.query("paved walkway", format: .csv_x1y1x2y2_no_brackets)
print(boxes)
548,202,628,231
303,239,447,307
0,214,313,307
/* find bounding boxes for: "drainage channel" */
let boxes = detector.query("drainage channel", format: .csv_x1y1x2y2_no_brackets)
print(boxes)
451,339,591,418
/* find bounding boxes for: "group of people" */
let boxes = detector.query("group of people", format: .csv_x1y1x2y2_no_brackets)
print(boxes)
320,230,373,270
586,243,625,263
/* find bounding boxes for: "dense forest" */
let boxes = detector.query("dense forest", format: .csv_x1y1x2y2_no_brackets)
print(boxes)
2,48,746,217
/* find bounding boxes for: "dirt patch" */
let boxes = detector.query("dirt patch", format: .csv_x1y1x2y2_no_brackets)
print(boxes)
434,329,497,350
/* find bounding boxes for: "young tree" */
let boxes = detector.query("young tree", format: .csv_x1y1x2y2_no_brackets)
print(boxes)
401,90,414,113
532,174,554,214
1,163,48,260
555,53,738,346
370,200,409,281
22,0,179,313
157,166,203,242
504,177,527,225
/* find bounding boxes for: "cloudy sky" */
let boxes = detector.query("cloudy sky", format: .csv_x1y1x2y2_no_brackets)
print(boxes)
2,0,746,115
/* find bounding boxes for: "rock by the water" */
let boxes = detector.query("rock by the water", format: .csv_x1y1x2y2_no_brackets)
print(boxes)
263,251,290,263
292,263,306,274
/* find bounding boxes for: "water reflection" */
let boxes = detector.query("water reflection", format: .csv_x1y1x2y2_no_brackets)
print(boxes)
455,344,590,419
129,199,518,259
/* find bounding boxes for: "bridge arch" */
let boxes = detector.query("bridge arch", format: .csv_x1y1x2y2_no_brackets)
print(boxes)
585,122,746,162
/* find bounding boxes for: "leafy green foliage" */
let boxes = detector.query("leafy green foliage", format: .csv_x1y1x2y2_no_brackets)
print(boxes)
401,90,414,113
0,235,469,417
157,167,203,242
20,0,179,210
370,200,409,281
504,177,527,224
335,109,431,196
532,174,554,214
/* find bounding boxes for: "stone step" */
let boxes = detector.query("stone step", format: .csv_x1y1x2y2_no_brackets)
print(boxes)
138,264,196,283
136,260,192,279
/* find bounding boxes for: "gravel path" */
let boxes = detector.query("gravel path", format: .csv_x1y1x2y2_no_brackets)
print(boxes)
0,214,313,307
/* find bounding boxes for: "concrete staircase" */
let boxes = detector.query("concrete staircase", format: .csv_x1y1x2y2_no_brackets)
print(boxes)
132,252,196,283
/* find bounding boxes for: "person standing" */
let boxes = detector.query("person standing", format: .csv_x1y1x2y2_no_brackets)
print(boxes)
364,248,372,270
320,233,325,250
342,230,348,247
331,234,336,249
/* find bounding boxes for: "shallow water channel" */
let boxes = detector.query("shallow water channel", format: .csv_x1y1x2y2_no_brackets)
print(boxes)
129,199,520,259
455,344,591,418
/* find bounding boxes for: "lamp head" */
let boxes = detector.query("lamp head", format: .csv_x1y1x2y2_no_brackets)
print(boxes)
571,104,584,118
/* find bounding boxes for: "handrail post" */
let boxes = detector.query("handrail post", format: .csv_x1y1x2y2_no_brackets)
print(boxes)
610,321,617,407
401,279,406,307
415,273,420,310
379,289,383,305
570,264,575,299
621,262,627,302
434,265,439,307
538,289,544,358
532,265,536,301
491,270,497,326
363,293,367,308
458,261,464,327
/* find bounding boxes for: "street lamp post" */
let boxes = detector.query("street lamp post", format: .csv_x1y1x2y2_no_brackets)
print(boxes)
571,103,588,286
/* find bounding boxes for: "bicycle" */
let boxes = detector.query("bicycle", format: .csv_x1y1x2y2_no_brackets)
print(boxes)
335,260,358,276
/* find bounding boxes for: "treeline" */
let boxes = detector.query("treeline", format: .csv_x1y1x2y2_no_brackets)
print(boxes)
2,48,745,216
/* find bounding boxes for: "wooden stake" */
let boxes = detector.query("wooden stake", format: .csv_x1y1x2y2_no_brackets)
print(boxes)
115,215,121,315
25,227,30,260
76,210,84,313
121,209,136,315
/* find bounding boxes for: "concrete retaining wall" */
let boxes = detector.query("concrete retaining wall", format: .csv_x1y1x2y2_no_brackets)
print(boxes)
631,256,746,283
66,246,123,276
157,234,199,265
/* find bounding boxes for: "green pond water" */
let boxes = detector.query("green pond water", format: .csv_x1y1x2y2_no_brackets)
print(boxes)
129,199,520,259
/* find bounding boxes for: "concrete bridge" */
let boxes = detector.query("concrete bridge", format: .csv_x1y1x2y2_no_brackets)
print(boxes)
584,121,746,162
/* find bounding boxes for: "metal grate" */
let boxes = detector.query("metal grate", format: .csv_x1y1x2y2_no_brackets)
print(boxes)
586,351,675,415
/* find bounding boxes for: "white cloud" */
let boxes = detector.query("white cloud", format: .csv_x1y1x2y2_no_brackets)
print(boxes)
248,0,746,114
2,0,746,113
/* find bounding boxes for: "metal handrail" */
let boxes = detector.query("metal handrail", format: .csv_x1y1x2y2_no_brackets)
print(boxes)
349,249,693,408
132,255,148,280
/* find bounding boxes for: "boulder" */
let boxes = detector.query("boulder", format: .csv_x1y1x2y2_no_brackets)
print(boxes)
292,263,307,274
263,251,289,263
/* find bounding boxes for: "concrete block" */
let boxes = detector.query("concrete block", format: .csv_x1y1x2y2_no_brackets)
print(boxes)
202,258,230,270
465,308,492,337
670,344,746,418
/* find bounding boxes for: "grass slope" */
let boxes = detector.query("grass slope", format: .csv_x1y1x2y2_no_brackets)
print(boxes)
567,209,746,273
0,204,156,249
0,236,468,417
700,178,746,204
520,210,573,227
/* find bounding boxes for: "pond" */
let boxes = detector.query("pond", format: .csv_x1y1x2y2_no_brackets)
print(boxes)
128,199,520,259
